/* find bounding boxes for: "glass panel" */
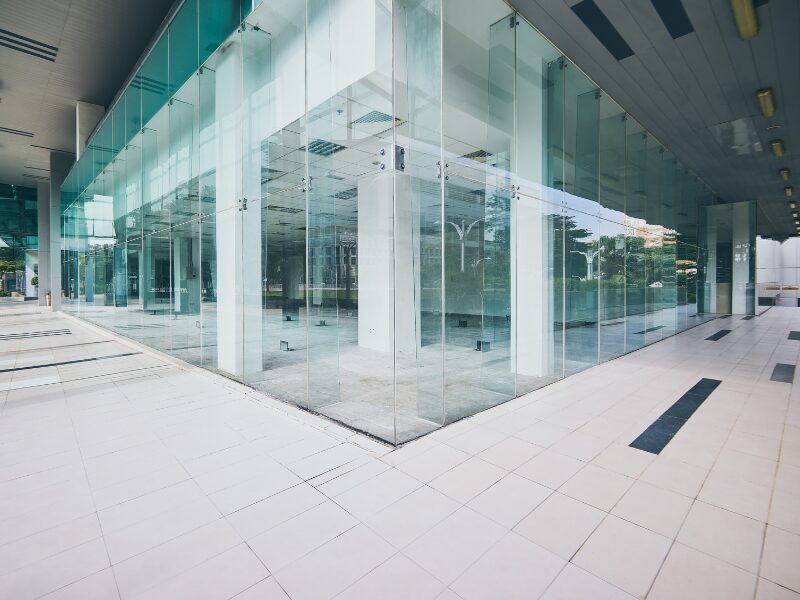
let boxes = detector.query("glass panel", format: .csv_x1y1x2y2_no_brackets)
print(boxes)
241,3,308,407
169,0,199,96
394,0,444,440
140,35,169,127
624,122,647,352
442,0,516,423
564,202,599,374
514,19,564,393
306,0,396,441
198,62,218,369
140,106,172,353
597,95,625,361
169,75,201,364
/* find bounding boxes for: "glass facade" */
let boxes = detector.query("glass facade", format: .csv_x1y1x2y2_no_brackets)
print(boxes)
59,0,750,444
0,183,38,298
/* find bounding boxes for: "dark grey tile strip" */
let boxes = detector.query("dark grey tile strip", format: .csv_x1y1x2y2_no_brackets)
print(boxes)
630,378,722,454
705,330,731,341
771,363,796,384
717,315,732,319
633,325,665,335
788,331,800,341
0,340,113,357
0,352,142,374
742,316,754,321
0,329,71,340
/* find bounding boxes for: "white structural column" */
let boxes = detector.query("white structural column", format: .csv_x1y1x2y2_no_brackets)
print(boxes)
705,218,718,314
357,171,417,354
75,101,105,160
214,38,263,377
37,182,50,305
732,201,752,314
511,44,551,377
49,152,73,311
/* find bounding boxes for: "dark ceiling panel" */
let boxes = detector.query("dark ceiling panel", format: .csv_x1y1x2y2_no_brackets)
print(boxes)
650,0,695,39
572,0,635,60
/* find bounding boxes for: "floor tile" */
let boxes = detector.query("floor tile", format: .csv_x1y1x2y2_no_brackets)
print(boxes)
248,501,357,572
429,457,506,504
450,532,565,600
468,473,551,528
226,482,326,540
112,518,241,598
334,553,444,600
648,543,757,600
540,563,635,600
39,568,120,600
639,457,708,498
0,538,110,600
365,485,460,549
698,469,773,521
404,507,506,585
558,464,633,511
769,489,800,535
274,525,394,600
591,443,654,479
761,526,800,593
515,450,584,489
677,501,764,573
611,480,692,539
335,467,421,519
134,544,268,600
231,577,290,599
756,578,800,600
573,515,671,598
513,492,604,560
477,436,543,471
395,443,470,483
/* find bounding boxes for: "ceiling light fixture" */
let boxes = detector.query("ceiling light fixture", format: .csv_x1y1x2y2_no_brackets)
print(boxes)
756,88,775,117
790,201,797,209
787,187,795,198
793,211,798,218
771,140,785,157
730,0,758,40
780,168,791,181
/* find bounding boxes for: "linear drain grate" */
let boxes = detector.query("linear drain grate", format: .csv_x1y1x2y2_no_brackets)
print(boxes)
0,352,142,374
0,329,71,341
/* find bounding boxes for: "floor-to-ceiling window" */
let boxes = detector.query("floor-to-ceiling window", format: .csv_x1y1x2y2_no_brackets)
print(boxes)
59,0,745,445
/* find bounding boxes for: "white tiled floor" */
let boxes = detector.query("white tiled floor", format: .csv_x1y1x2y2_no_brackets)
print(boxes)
0,304,799,599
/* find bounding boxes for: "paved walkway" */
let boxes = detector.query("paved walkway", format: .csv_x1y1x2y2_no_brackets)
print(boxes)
0,303,798,599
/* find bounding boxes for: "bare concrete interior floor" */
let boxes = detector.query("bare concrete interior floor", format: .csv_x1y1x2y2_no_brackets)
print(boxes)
0,302,798,599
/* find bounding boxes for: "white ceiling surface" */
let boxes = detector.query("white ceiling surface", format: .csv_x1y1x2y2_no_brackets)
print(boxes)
512,0,800,238
0,0,174,187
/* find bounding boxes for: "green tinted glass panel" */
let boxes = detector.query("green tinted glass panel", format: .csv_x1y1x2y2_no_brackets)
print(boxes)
140,34,169,126
169,0,199,95
199,0,241,65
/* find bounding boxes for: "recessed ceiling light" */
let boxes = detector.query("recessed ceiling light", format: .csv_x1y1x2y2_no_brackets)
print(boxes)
787,187,795,198
771,140,785,157
757,88,775,117
730,0,758,40
790,201,797,209
780,168,791,181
